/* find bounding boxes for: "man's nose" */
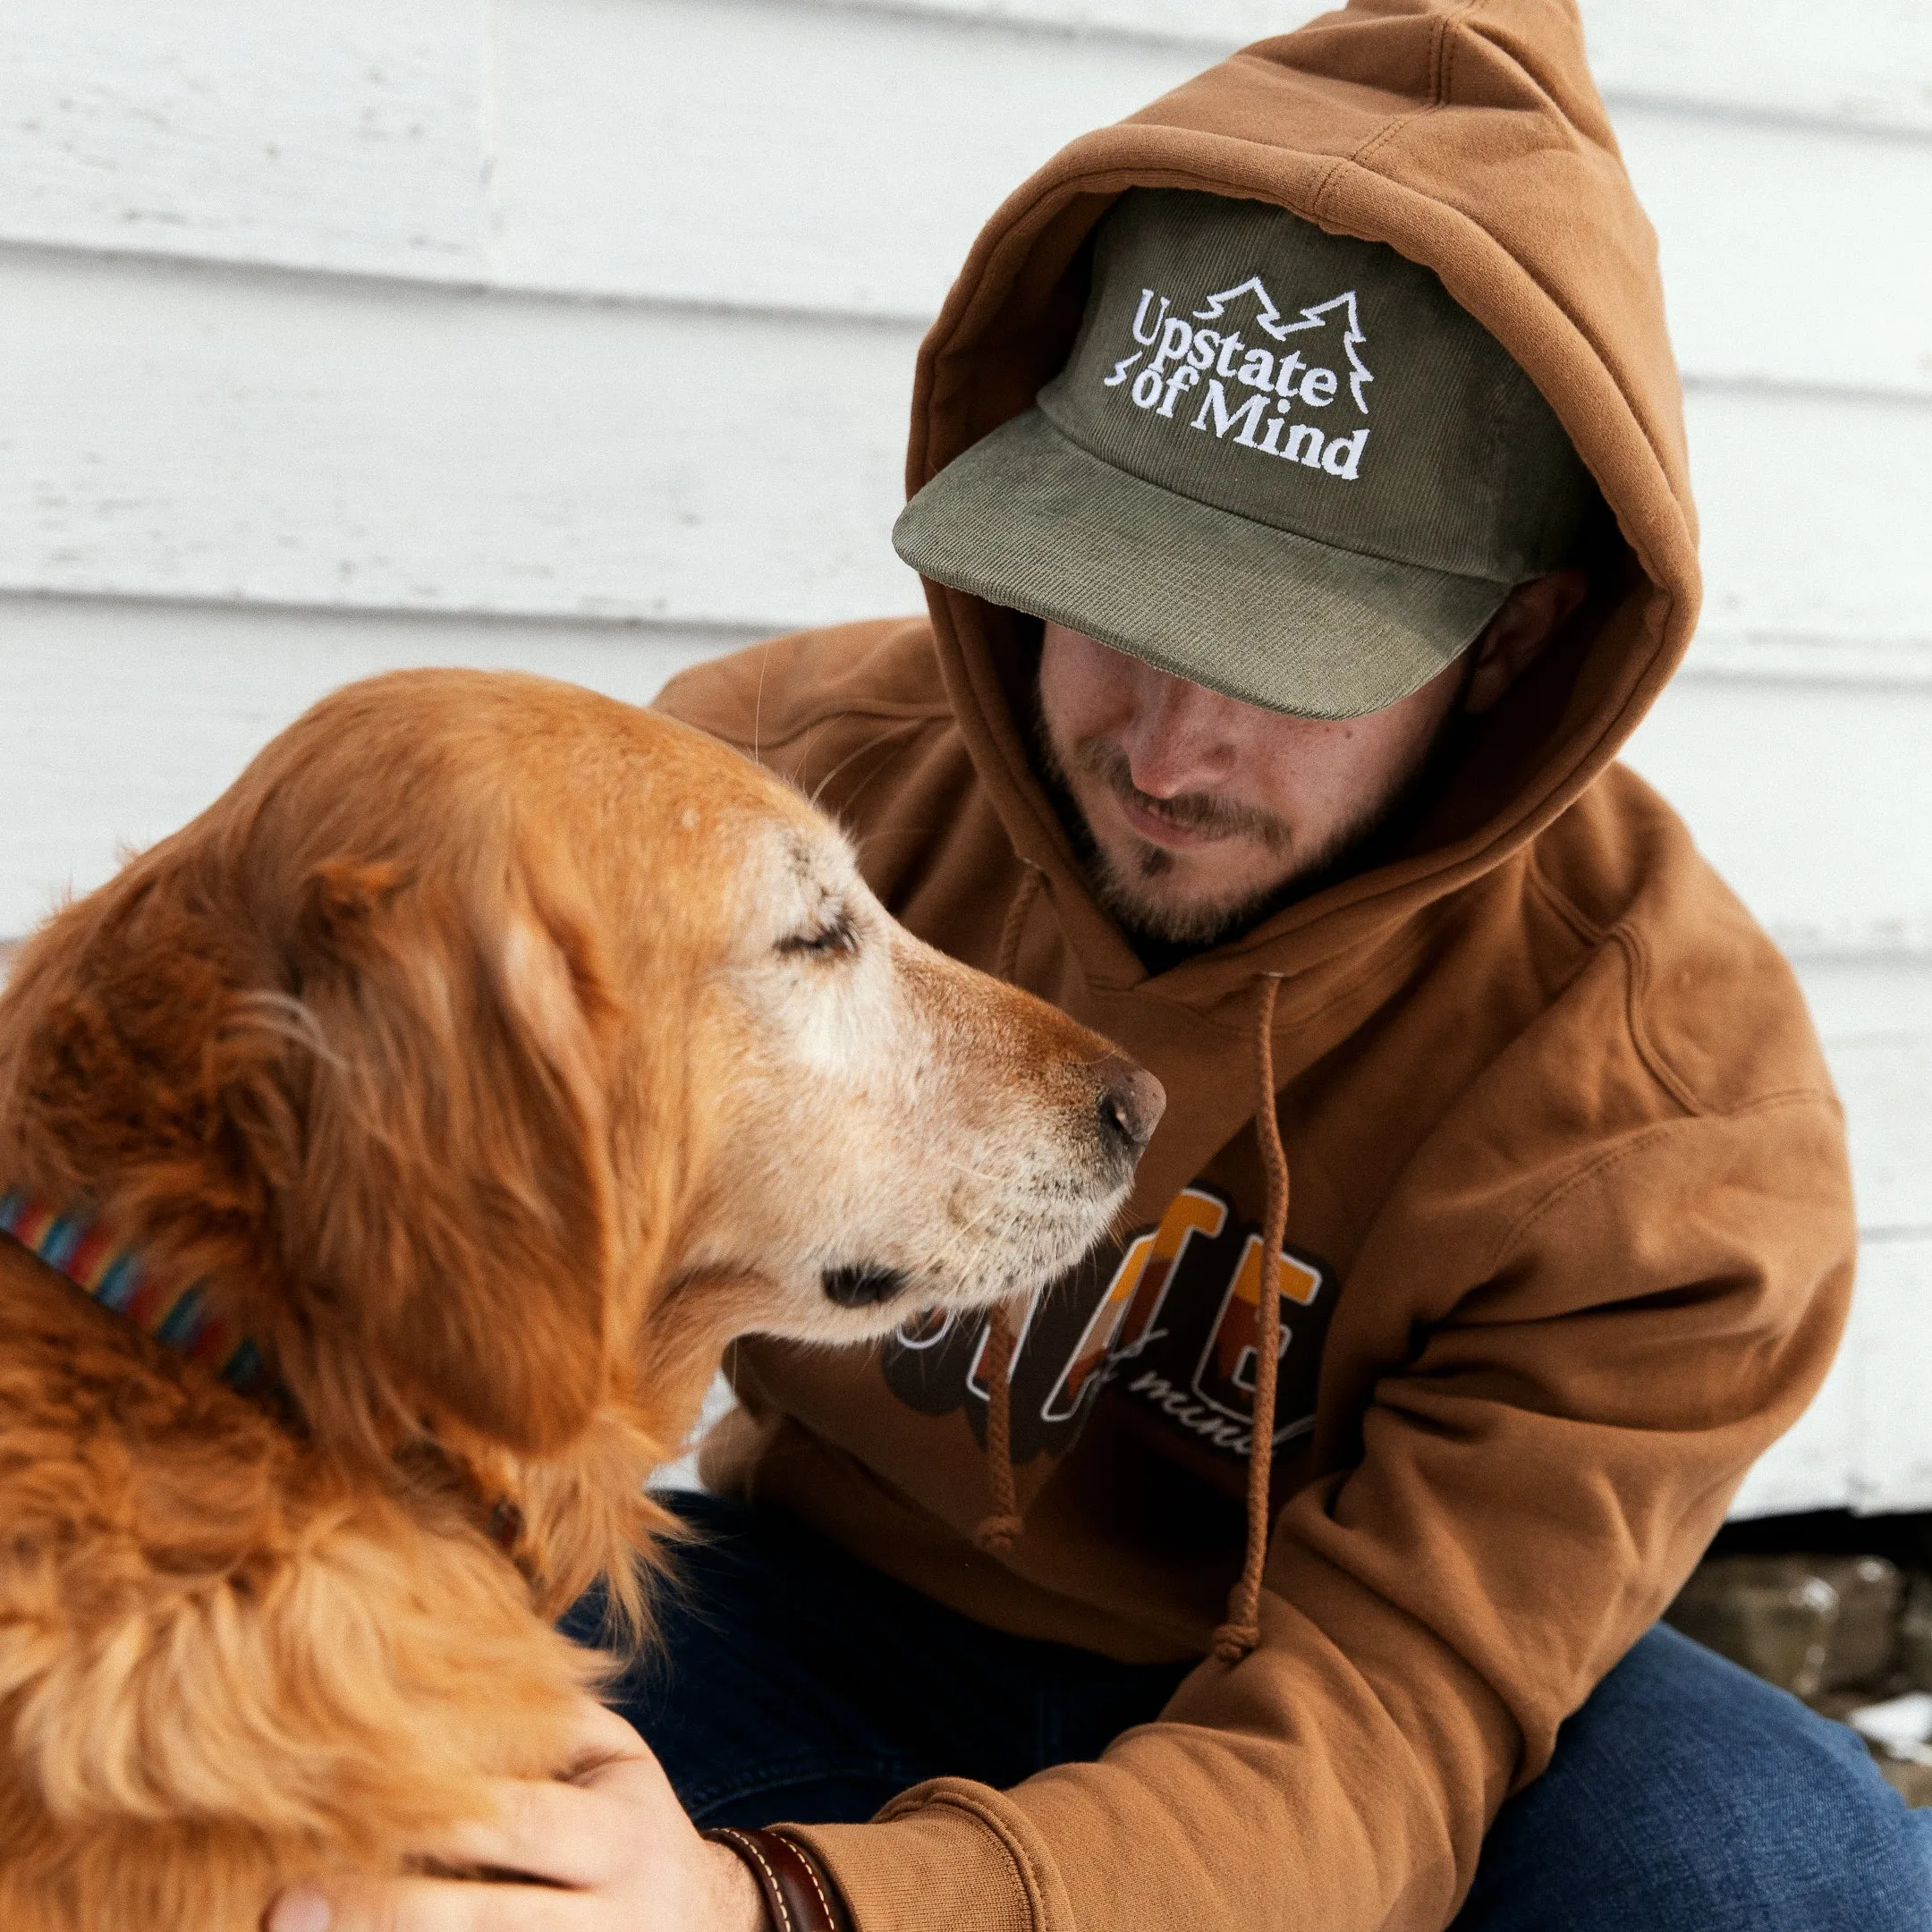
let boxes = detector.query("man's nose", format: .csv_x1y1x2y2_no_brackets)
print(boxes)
1120,671,1239,799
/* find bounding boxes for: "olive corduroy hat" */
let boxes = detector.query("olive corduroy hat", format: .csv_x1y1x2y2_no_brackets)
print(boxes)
893,189,1599,720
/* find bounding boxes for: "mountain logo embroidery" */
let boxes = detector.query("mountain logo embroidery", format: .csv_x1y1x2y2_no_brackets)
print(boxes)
1103,274,1373,479
880,1182,1335,1466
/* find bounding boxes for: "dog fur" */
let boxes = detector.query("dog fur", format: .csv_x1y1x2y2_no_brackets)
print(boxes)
0,669,1159,1929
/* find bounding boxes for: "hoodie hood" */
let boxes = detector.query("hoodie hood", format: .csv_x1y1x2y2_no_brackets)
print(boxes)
905,0,1699,999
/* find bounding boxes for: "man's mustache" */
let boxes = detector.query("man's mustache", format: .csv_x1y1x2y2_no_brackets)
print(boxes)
1072,736,1293,855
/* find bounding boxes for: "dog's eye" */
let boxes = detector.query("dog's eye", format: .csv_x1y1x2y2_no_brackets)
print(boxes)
775,911,858,960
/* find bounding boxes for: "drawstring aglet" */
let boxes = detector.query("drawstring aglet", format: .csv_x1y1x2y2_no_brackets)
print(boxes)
974,1513,1025,1555
1212,1621,1261,1665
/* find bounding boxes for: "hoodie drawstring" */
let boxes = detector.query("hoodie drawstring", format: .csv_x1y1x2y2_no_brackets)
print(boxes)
1213,972,1289,1665
974,865,1043,1555
974,1300,1026,1555
994,861,1043,988
973,881,1290,1650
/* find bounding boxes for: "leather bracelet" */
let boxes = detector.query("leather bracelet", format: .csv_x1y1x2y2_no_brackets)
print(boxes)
702,1825,853,1932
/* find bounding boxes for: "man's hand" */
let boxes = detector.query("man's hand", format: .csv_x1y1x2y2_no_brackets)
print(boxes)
266,1699,764,1932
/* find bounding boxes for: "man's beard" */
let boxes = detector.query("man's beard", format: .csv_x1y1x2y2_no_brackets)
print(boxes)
1031,685,1458,960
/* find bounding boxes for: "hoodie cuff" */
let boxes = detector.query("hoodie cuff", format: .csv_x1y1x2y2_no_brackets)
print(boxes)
782,1778,1067,1932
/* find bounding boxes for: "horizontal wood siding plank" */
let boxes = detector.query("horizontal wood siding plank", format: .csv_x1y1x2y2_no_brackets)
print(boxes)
796,0,1932,135
0,594,754,936
1847,1238,1932,1514
1622,112,1932,401
4,2,1928,401
783,0,1319,50
0,248,926,630
0,0,485,280
1622,675,1932,958
486,0,1199,319
1734,1237,1932,1520
4,247,1927,648
1576,0,1932,135
1682,386,1932,650
492,3,1932,396
1791,959,1932,1238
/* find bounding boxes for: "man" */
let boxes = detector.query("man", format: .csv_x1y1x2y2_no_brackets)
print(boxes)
282,4,1929,1930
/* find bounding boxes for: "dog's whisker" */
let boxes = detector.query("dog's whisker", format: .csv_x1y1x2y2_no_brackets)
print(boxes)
820,724,928,821
805,719,926,815
921,1188,1016,1292
751,641,772,767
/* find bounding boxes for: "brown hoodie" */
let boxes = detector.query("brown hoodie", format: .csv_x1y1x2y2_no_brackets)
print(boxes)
653,4,1856,1928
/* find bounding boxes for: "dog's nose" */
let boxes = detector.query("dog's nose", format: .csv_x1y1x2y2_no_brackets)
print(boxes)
1094,1055,1165,1157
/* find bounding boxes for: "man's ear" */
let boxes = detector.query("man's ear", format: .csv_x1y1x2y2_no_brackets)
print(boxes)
289,859,623,1456
1463,566,1590,715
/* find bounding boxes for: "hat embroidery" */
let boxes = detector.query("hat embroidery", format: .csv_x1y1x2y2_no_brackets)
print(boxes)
1105,277,1373,479
1192,274,1294,338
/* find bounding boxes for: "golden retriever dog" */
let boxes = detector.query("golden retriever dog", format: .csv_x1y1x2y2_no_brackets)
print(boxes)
0,669,1163,1931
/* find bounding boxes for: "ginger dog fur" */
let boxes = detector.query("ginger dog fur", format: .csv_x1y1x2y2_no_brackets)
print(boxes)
0,669,1157,1929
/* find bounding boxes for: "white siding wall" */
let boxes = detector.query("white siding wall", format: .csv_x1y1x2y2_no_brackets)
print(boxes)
2,0,1927,1513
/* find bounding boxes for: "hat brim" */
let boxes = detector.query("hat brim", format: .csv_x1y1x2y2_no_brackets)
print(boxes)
894,409,1513,721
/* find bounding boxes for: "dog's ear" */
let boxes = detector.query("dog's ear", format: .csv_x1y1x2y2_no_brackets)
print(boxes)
286,856,623,1455
0,825,625,1459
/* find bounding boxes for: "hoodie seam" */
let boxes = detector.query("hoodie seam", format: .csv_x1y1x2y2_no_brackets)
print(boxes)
880,1790,1053,1932
1523,849,1605,948
1523,855,1705,1117
1487,1090,1837,1278
1438,0,1484,110
1614,925,1706,1119
1252,0,1702,623
1343,0,1483,174
1296,144,1699,663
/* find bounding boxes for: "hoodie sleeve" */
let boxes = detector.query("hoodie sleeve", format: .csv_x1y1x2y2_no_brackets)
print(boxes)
788,1090,1854,1932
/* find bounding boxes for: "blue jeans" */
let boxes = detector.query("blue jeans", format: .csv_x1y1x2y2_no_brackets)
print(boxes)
572,1494,1932,1929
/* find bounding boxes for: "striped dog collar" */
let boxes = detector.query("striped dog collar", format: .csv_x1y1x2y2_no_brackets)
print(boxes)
0,1187,274,1400
0,1186,529,1564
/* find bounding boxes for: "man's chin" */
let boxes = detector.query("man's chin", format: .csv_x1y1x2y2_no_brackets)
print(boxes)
1089,845,1289,951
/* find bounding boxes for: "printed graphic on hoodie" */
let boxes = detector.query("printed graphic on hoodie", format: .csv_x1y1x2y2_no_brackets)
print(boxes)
1101,274,1373,480
882,1182,1335,1465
